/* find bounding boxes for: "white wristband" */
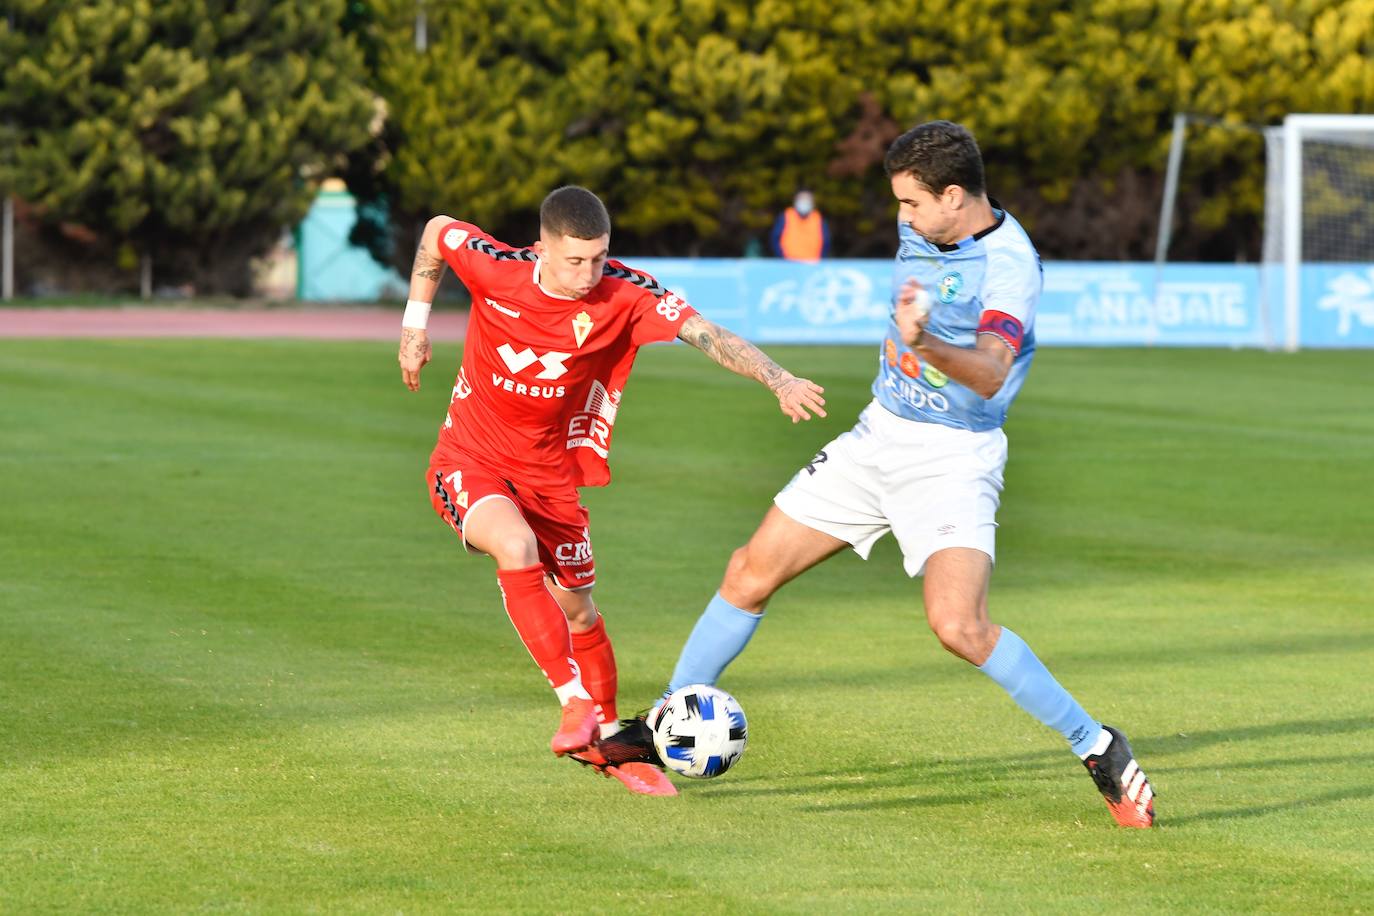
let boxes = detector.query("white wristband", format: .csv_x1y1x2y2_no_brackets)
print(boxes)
402,299,432,330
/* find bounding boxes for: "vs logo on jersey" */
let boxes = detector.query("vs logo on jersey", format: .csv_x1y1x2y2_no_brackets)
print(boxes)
496,343,571,380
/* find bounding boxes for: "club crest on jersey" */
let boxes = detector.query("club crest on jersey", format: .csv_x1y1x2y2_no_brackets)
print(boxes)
937,271,963,303
571,311,594,348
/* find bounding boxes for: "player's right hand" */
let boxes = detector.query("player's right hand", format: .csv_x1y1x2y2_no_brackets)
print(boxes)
398,327,432,391
894,277,933,347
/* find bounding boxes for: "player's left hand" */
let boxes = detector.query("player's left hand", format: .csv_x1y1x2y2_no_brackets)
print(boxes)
774,376,827,423
894,277,933,347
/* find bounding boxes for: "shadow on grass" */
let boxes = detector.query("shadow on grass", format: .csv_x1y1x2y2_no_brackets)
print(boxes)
1051,629,1374,673
1163,784,1374,827
1141,715,1374,757
691,714,1374,826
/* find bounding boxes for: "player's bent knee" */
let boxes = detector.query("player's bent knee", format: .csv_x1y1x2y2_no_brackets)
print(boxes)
929,616,995,663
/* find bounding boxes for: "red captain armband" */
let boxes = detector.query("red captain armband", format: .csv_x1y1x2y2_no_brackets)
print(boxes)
977,310,1025,354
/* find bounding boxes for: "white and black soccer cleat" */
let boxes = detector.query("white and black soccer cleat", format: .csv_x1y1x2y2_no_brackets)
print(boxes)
1082,725,1156,828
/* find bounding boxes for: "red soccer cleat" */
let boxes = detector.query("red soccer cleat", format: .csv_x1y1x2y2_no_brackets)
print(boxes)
550,696,599,756
1082,725,1156,828
604,762,678,797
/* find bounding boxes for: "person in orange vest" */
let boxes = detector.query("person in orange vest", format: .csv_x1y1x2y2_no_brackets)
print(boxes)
770,189,831,262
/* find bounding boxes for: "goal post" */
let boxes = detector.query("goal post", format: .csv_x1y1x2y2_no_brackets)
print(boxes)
1264,114,1374,351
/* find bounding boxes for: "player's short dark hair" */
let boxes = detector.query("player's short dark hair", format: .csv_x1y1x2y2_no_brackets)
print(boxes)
540,186,611,240
884,120,986,197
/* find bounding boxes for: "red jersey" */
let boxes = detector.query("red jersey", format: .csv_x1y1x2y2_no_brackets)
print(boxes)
430,220,696,491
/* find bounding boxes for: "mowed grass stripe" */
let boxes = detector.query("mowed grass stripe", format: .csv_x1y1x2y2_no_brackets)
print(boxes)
1,340,1372,911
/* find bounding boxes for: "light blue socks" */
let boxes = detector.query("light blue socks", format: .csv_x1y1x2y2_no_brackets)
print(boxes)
664,592,763,696
978,627,1103,756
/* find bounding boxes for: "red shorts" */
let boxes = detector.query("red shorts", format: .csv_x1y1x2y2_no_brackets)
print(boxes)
427,455,595,591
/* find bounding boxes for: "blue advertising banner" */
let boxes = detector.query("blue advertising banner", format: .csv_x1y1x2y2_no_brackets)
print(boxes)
296,192,1371,348
1038,262,1268,347
1298,264,1374,348
635,258,1310,348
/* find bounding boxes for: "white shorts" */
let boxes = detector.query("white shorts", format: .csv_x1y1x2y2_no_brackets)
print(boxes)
773,399,1007,577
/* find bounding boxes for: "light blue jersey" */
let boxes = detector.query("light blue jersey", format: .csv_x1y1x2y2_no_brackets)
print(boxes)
873,205,1041,431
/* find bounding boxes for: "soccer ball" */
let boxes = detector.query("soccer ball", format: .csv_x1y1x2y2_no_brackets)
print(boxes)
648,684,748,779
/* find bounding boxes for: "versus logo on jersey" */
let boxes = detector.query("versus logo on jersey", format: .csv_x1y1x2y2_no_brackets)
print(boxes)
571,311,594,348
497,343,570,380
490,346,568,398
937,271,963,304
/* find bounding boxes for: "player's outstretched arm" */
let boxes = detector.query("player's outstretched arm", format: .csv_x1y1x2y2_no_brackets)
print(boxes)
397,215,453,392
894,278,1013,399
677,314,826,423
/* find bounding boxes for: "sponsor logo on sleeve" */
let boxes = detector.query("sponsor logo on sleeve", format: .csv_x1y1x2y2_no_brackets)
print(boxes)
656,293,685,322
443,227,469,250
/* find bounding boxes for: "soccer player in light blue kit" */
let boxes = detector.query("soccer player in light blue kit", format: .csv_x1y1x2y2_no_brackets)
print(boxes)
576,121,1156,827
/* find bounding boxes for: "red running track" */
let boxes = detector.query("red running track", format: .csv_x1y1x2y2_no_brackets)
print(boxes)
0,308,468,340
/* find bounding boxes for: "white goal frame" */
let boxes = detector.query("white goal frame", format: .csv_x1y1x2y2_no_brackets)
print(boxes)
1266,114,1374,351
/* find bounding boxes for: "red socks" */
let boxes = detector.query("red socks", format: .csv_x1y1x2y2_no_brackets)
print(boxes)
495,565,577,690
570,614,619,726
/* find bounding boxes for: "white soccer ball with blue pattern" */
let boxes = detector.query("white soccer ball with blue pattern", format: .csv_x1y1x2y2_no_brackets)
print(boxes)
648,684,748,779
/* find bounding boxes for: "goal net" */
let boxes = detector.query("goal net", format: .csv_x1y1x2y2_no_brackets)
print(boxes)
1263,115,1374,349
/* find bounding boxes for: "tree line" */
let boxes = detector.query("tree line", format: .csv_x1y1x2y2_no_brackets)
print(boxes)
3,0,1371,293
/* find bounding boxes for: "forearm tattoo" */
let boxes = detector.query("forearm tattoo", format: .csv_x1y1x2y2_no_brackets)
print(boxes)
681,315,790,391
412,247,445,282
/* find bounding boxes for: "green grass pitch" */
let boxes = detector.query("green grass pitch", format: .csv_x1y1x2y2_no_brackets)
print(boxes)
2,339,1372,912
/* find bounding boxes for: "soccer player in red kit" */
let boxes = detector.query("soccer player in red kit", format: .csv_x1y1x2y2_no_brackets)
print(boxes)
396,186,826,795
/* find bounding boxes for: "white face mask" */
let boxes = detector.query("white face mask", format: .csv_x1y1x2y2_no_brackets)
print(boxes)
794,193,815,216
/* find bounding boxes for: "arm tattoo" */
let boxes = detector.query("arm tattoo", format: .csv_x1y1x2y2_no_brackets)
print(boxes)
412,248,445,282
680,314,791,391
